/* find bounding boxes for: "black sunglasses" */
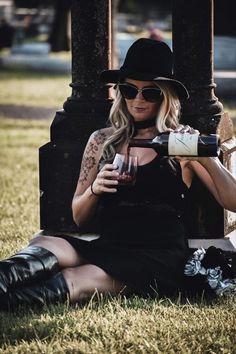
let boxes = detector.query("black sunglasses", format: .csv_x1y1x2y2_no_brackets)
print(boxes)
118,83,162,102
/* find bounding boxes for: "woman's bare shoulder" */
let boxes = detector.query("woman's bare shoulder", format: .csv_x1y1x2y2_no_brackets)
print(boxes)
90,127,114,144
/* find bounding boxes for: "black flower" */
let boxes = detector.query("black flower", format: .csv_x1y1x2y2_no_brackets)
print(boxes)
203,246,235,279
184,248,206,276
206,266,222,289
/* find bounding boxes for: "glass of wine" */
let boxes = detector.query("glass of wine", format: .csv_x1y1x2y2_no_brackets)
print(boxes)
113,153,138,186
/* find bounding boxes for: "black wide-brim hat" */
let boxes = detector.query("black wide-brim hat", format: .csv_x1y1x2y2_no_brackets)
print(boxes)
100,38,189,99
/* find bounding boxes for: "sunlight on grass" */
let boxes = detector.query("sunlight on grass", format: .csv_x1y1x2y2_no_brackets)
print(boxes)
0,68,236,124
0,70,71,108
0,293,235,353
0,118,50,256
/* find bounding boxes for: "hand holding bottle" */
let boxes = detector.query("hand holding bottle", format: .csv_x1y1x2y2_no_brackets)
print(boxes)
173,124,199,134
172,125,220,160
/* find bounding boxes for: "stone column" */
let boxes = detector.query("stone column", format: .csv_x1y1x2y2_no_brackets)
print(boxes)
51,0,112,142
172,0,223,133
172,0,236,245
39,0,112,232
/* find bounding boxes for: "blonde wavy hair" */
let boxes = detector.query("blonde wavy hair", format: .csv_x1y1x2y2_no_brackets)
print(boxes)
102,81,181,162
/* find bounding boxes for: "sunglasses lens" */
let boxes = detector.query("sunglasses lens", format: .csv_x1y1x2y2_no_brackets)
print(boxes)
118,85,162,102
142,88,162,102
119,85,137,99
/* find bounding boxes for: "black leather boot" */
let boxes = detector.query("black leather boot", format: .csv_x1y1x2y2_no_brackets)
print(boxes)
1,272,70,311
0,246,60,295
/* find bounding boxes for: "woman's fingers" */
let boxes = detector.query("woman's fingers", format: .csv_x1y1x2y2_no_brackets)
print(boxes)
92,178,118,195
95,177,118,194
174,125,199,134
92,164,119,195
174,124,184,132
100,163,117,172
99,169,118,179
98,166,120,185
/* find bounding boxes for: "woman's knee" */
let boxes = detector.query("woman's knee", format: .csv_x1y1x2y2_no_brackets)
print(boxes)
29,235,64,254
29,236,85,268
29,235,54,246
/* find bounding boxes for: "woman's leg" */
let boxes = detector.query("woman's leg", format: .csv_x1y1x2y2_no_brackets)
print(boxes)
1,271,69,311
0,264,129,311
29,236,88,268
0,236,87,295
62,264,129,302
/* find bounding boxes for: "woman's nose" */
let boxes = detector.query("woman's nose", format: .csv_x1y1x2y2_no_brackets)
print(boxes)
134,91,144,100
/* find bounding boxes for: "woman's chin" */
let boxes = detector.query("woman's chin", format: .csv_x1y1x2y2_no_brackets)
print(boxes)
132,112,152,121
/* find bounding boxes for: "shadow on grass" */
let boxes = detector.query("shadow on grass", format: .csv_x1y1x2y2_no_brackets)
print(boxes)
0,292,227,346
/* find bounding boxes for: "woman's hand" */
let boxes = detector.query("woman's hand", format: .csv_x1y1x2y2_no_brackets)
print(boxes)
173,124,205,162
91,163,119,195
174,124,200,135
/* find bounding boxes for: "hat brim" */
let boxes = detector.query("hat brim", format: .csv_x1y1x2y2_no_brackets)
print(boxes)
100,70,189,99
153,77,189,99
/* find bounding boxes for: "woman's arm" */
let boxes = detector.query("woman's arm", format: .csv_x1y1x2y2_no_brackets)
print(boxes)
174,125,236,212
185,157,236,212
72,128,119,227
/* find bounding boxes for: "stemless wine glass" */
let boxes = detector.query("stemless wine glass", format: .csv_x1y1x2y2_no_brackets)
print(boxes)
113,153,138,186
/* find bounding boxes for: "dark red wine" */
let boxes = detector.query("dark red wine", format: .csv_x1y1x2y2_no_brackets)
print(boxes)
129,132,220,157
113,172,135,185
112,153,138,186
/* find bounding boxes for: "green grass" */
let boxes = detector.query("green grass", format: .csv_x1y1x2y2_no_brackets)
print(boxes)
0,117,236,353
0,68,236,121
0,295,236,353
0,118,50,256
0,70,71,108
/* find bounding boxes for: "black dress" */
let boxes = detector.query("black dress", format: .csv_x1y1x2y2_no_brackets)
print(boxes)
59,156,190,296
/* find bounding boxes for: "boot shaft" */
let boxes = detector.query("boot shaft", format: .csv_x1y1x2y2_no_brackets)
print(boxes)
0,272,69,311
0,246,59,295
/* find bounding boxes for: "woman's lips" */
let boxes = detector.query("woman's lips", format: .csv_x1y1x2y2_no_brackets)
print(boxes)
133,107,146,111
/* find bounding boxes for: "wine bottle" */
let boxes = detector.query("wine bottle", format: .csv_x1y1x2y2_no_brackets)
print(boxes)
129,132,220,157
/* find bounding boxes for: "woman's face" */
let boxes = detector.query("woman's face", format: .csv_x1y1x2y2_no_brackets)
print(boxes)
123,79,161,121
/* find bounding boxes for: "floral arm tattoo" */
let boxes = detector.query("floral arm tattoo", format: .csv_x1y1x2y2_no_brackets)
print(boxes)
79,130,107,185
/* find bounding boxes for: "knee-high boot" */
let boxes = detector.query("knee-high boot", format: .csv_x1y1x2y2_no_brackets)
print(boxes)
0,245,60,295
0,272,70,311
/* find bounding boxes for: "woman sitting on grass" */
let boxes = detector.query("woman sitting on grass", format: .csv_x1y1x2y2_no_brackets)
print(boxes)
1,38,236,310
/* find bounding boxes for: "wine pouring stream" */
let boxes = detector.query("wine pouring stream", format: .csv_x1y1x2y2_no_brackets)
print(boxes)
129,132,220,157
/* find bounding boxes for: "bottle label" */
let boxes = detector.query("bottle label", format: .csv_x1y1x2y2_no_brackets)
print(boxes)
168,132,199,156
